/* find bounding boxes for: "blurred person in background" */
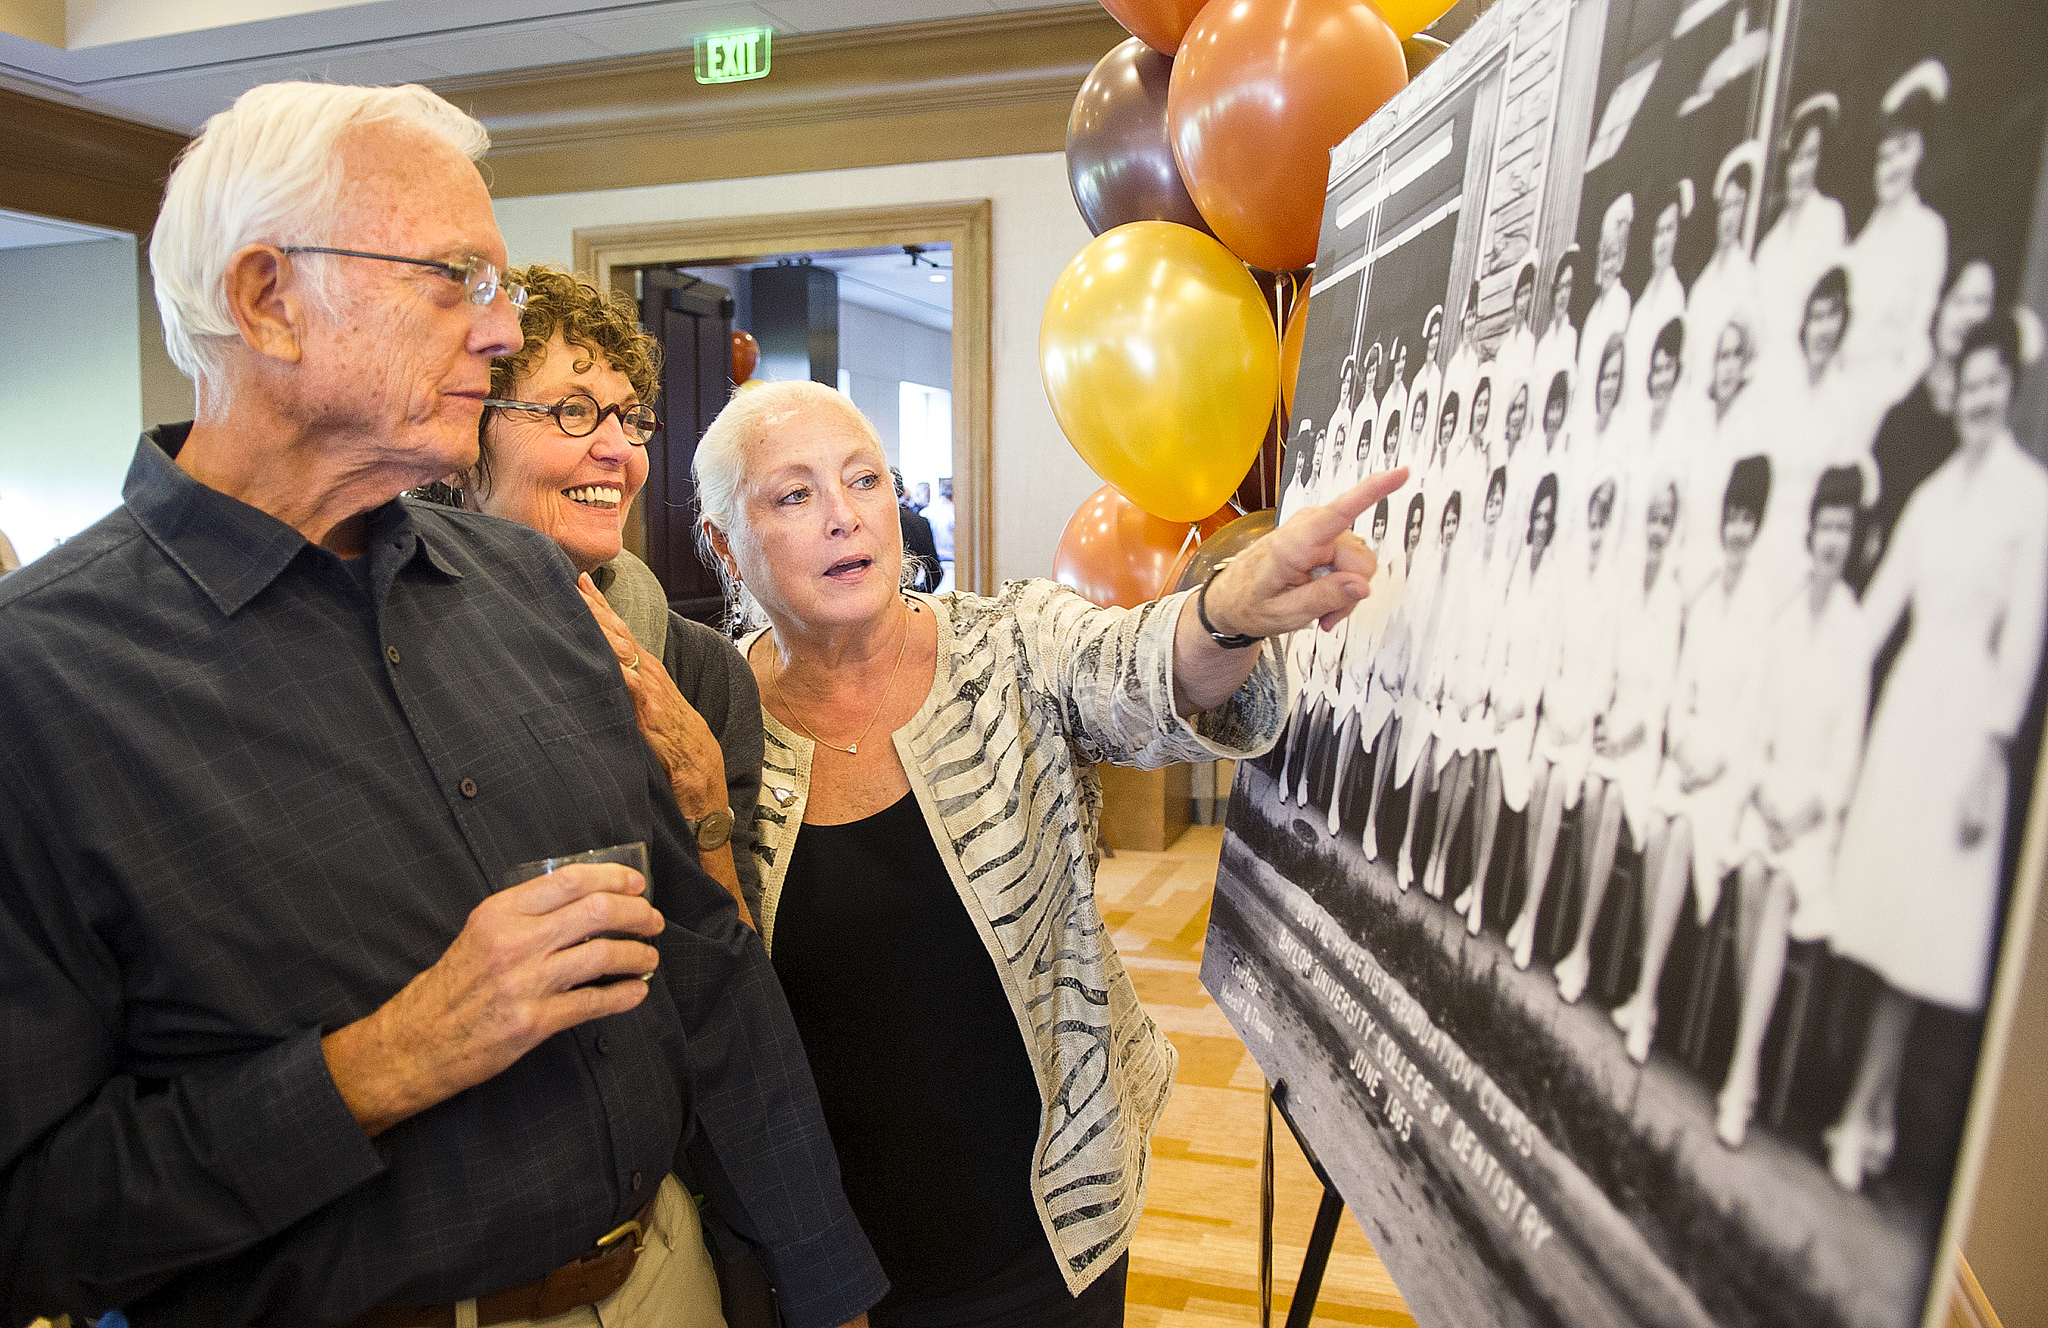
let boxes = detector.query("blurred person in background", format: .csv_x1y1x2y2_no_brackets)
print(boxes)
892,466,941,592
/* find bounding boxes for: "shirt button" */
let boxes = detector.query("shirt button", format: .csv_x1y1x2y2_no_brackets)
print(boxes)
459,777,479,798
631,1170,644,1192
385,645,401,665
596,1033,611,1056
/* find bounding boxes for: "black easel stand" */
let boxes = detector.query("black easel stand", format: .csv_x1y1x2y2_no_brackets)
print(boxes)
1259,1079,1348,1328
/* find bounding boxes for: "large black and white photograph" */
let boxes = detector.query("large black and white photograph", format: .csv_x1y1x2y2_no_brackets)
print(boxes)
1205,0,2048,1324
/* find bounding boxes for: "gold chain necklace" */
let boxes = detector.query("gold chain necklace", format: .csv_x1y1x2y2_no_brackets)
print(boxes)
769,600,911,755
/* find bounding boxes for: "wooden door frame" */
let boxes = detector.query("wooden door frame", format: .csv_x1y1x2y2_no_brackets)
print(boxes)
573,199,994,594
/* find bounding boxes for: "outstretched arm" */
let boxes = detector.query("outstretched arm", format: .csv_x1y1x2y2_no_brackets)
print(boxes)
1174,469,1409,714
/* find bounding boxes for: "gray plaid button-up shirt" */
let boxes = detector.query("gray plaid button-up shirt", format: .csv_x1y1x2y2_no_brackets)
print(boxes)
0,427,885,1328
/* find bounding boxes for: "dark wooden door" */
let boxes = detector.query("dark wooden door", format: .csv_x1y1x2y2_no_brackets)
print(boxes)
639,269,733,627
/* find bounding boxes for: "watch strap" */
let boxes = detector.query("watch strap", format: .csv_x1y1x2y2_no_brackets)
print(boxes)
1197,560,1261,650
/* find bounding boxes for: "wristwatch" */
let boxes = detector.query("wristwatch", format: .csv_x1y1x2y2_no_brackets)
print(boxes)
685,806,735,852
1198,559,1262,650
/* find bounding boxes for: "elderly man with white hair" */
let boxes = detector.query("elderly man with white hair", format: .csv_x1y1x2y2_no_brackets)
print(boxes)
0,82,887,1328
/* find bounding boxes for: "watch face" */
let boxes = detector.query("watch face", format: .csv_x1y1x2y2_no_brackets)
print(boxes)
694,807,735,851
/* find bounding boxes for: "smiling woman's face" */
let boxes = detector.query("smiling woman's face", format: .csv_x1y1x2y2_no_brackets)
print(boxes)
474,330,648,574
726,403,904,634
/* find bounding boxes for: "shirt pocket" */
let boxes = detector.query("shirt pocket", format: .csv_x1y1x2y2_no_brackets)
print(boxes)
521,685,648,828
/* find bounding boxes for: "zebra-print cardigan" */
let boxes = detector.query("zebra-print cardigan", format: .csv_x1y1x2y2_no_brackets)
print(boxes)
744,580,1287,1294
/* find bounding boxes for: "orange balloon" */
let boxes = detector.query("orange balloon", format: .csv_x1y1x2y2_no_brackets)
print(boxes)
1054,485,1235,608
1169,0,1407,272
1280,283,1311,417
1099,0,1210,56
731,329,759,384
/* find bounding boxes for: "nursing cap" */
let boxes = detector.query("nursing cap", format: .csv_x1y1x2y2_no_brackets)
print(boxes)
1715,138,1765,198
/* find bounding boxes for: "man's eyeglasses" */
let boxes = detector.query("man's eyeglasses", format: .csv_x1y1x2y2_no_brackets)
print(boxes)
280,246,528,309
484,393,658,445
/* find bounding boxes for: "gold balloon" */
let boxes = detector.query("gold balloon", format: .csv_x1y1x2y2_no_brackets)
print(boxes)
1374,0,1459,41
1040,222,1279,522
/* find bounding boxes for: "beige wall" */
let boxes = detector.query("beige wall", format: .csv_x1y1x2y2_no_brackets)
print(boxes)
0,237,142,561
491,151,1100,586
0,235,191,567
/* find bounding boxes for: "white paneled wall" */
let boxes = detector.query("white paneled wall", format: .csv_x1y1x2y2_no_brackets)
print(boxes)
839,300,952,470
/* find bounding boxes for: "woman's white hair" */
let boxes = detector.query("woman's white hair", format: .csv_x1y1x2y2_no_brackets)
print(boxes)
693,379,900,632
150,82,491,393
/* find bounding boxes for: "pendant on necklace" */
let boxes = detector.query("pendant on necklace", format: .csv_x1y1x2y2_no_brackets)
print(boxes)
847,743,858,754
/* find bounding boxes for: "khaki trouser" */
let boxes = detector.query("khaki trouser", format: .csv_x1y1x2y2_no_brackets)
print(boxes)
34,1179,726,1328
458,1175,728,1328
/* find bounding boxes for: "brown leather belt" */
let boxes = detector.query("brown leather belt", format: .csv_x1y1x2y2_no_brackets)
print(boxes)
347,1198,659,1328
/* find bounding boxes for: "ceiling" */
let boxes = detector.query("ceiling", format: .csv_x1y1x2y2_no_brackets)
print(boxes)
681,245,955,333
827,247,954,331
0,0,1087,131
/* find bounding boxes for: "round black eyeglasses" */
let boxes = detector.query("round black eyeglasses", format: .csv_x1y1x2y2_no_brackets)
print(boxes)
483,393,658,445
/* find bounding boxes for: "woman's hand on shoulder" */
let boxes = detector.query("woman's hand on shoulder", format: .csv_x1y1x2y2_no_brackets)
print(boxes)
1204,470,1409,639
577,575,728,818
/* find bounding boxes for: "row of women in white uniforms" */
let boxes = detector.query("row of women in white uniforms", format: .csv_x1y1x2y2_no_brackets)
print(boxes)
1566,59,1955,436
1276,306,2046,1031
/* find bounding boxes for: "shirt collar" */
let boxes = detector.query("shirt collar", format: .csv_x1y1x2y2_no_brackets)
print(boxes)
127,423,461,617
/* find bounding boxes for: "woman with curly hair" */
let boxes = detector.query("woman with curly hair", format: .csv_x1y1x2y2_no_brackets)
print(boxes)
440,263,763,924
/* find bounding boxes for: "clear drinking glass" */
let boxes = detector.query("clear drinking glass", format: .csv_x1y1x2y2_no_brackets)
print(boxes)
504,840,652,982
503,839,649,889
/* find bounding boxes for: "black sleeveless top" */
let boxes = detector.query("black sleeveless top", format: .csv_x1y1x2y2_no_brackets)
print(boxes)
773,792,1048,1310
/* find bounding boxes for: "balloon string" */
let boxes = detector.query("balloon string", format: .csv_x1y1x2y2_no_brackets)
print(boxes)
1166,521,1203,599
1269,269,1300,510
1261,270,1277,508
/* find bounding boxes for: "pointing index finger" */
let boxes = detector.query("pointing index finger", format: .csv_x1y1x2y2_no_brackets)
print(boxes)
1277,466,1407,551
1332,469,1408,525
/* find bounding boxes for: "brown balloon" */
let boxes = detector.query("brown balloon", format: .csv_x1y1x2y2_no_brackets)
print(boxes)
1068,37,1214,237
1402,33,1451,78
1054,485,1235,609
1168,0,1408,273
1167,508,1278,595
1099,0,1209,56
731,329,759,385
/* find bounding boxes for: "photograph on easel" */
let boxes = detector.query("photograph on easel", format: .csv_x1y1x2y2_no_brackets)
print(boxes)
1204,0,2048,1324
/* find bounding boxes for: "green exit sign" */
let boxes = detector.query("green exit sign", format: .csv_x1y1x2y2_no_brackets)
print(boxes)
694,27,772,84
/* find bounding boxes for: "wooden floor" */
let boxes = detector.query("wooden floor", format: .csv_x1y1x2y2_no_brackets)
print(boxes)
1096,823,1417,1328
